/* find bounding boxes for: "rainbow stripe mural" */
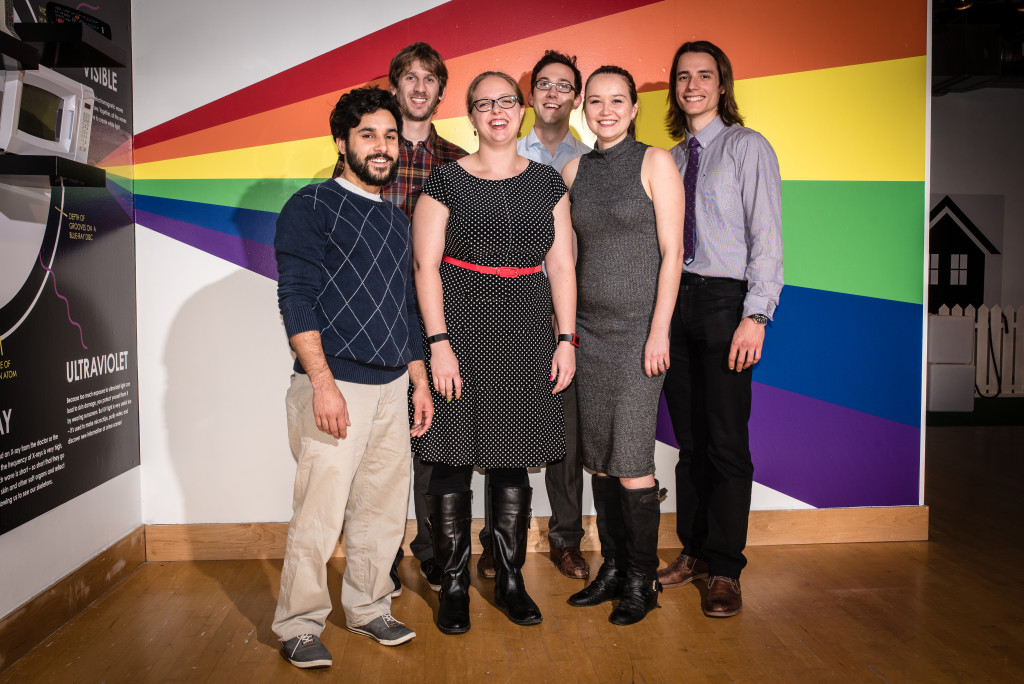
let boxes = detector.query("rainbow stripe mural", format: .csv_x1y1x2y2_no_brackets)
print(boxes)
108,0,928,510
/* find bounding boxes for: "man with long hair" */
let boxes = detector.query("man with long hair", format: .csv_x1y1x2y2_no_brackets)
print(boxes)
659,40,783,618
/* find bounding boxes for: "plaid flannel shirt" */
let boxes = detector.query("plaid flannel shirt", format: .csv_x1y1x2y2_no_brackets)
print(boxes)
333,124,467,220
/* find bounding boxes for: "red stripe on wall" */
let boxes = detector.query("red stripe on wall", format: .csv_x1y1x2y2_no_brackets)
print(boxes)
132,0,926,162
132,0,660,150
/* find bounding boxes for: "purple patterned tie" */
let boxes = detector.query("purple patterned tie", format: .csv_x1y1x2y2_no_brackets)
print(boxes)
682,136,700,265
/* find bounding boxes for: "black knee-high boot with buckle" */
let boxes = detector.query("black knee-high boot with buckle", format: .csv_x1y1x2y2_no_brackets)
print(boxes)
426,492,472,634
489,486,542,625
568,475,627,606
609,481,664,625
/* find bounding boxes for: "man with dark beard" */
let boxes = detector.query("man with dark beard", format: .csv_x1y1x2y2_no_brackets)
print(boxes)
272,87,433,668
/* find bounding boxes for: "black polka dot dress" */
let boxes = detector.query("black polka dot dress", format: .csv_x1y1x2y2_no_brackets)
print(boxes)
413,161,567,469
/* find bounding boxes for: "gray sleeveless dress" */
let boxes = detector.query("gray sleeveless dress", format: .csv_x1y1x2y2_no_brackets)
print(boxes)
570,136,665,478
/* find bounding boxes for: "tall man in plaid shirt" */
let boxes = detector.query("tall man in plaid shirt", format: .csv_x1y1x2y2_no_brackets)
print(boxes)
334,42,467,594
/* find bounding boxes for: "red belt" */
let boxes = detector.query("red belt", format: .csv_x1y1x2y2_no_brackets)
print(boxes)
442,256,542,278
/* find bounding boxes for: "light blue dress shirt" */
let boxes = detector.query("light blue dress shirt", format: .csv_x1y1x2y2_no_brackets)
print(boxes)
670,116,784,319
517,128,591,173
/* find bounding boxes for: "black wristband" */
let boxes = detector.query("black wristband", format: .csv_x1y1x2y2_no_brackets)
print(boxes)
557,333,580,348
425,333,450,345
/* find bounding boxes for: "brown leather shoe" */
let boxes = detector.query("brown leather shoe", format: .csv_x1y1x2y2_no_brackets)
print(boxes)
657,553,709,588
477,543,496,579
549,546,590,579
702,576,742,617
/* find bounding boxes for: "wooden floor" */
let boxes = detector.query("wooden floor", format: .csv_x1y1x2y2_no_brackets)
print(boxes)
3,426,1023,683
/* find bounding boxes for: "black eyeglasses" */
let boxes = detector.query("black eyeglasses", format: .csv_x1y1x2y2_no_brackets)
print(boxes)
535,80,575,94
471,95,520,112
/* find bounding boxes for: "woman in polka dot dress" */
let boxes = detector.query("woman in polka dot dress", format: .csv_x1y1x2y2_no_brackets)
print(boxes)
412,71,577,634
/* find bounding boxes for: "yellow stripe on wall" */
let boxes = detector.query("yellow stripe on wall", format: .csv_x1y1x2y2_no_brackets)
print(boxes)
637,57,927,182
128,58,924,184
434,117,479,156
131,137,339,180
741,56,926,181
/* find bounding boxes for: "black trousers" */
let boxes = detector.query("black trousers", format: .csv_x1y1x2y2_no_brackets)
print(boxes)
409,455,434,561
662,276,753,579
543,380,585,549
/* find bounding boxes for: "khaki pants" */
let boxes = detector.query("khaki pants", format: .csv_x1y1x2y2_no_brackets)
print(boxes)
273,372,411,641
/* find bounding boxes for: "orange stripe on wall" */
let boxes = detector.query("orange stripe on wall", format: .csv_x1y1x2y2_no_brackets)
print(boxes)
134,0,925,163
432,0,924,121
132,79,386,166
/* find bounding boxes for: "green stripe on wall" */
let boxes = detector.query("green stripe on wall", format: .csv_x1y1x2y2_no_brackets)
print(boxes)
783,180,924,305
107,174,132,193
132,178,320,213
132,178,925,306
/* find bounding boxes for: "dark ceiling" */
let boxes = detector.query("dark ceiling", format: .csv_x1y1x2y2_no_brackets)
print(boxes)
933,0,1024,93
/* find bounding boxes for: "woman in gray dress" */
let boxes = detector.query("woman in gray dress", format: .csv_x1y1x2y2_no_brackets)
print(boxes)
561,65,684,625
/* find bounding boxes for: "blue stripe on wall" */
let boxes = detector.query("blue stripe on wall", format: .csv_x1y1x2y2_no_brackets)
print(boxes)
134,194,278,245
754,285,922,426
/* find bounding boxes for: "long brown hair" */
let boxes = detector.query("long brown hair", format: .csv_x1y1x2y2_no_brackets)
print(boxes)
665,41,743,139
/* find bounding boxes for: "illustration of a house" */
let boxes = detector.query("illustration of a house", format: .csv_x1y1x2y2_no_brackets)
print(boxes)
928,196,1000,314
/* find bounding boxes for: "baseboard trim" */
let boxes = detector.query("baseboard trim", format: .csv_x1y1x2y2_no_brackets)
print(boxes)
145,506,928,561
0,525,146,674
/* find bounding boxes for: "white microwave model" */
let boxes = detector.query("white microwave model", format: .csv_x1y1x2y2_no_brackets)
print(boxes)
0,65,94,162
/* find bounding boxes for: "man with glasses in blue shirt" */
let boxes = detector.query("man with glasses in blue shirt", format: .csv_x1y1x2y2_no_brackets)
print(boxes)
517,51,591,173
514,50,592,582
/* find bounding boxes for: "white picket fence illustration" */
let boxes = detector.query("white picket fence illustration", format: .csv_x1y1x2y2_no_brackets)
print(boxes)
935,304,1024,397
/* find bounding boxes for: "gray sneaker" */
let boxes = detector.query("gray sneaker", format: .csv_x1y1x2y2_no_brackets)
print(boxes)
347,613,416,646
281,633,332,669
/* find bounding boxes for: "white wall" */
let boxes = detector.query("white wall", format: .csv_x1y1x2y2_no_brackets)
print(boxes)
931,88,1024,305
130,0,450,132
0,469,141,619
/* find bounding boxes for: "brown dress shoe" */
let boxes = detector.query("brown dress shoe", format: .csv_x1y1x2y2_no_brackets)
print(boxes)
477,544,496,579
702,576,742,617
549,546,590,579
657,553,709,588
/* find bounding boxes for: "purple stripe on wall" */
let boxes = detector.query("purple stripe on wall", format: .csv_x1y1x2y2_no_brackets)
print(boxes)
137,211,278,281
656,383,921,508
655,392,677,448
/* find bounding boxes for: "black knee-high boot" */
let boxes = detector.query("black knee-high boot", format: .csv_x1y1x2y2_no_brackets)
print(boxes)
568,476,627,607
426,492,472,634
609,482,664,625
490,486,542,625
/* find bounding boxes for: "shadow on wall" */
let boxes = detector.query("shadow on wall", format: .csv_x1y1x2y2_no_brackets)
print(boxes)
162,267,293,521
161,180,299,643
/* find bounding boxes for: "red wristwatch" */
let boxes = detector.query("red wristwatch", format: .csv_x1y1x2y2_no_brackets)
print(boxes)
557,333,580,348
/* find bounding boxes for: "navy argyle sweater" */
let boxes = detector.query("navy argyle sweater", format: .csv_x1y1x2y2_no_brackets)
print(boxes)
275,179,424,385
